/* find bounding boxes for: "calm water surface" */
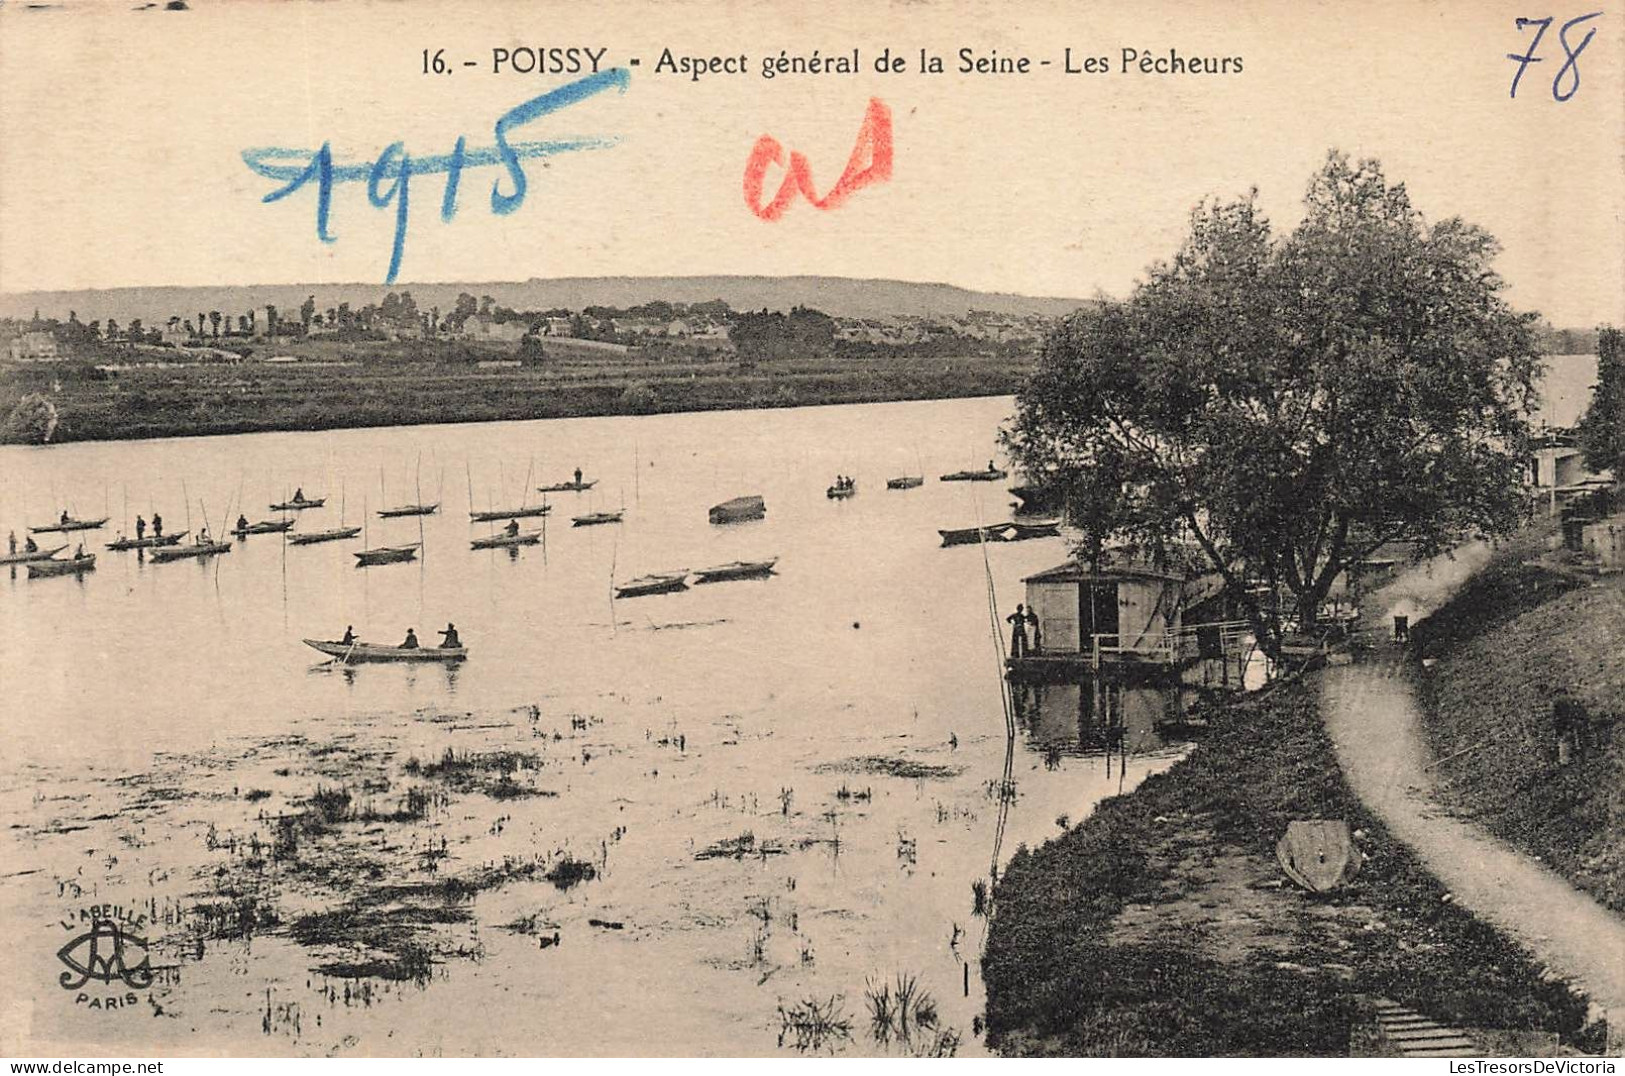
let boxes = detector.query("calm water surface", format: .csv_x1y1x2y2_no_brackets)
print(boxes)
0,396,1188,1056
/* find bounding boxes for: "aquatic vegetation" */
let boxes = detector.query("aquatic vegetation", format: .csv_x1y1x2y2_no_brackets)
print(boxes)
777,995,852,1052
543,855,597,891
815,756,962,780
694,831,785,860
864,972,939,1044
191,894,280,939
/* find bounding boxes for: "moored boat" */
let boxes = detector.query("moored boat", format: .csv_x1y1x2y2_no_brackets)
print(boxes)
270,496,326,511
377,503,439,518
470,504,551,522
709,495,766,524
233,519,296,536
886,475,924,490
106,531,187,551
0,543,67,565
1005,519,1061,541
29,516,110,534
939,523,1015,547
149,540,233,563
288,526,363,546
470,530,542,549
694,558,778,583
827,483,857,499
354,544,420,566
304,638,467,664
939,467,1007,482
938,519,1060,547
537,479,596,493
27,553,96,578
571,510,624,526
614,571,689,597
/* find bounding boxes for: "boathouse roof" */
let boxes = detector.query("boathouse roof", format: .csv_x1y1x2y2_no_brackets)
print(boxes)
1022,560,1185,585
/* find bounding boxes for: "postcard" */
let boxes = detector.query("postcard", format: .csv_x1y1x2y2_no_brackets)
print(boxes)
1,0,1621,1062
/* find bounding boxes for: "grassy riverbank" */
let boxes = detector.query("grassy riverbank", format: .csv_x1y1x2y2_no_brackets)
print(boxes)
0,349,1032,444
1412,524,1625,913
982,680,1603,1057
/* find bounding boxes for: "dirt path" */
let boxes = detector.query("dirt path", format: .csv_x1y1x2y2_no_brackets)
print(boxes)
1320,545,1625,1041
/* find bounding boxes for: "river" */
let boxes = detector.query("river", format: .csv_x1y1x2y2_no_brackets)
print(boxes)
0,395,1188,1057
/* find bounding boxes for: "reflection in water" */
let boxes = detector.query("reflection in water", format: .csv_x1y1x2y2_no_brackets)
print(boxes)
1011,677,1178,760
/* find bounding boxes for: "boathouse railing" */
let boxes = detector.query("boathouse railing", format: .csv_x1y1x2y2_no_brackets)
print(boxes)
1087,620,1254,669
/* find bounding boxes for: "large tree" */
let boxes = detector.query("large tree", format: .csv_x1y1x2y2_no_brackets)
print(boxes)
1005,153,1543,656
1577,326,1623,476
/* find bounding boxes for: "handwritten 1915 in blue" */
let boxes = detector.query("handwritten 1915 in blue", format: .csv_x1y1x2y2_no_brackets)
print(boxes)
241,68,631,284
1507,12,1603,100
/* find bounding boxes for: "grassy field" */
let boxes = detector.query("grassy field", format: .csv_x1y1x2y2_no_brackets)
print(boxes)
0,342,1034,443
1412,524,1625,913
982,680,1602,1057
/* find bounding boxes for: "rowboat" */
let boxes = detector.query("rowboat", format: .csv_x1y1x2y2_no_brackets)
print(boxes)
939,523,1015,547
939,520,1061,546
694,558,778,583
826,484,857,499
537,479,596,493
709,495,765,524
149,540,233,563
571,511,624,526
29,517,110,534
614,571,689,598
1005,520,1061,541
304,639,467,664
28,553,96,578
106,531,187,551
233,519,296,536
0,543,66,565
469,504,551,522
470,530,542,549
288,526,363,546
354,544,420,566
377,503,439,518
886,475,924,490
939,467,1007,482
270,497,326,511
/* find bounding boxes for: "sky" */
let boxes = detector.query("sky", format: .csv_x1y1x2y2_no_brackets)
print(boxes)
0,0,1621,325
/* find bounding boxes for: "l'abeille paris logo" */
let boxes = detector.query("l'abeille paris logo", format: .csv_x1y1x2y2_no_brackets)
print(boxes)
57,905,155,1009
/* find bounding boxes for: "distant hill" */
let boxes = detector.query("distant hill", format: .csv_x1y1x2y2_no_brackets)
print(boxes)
0,276,1091,324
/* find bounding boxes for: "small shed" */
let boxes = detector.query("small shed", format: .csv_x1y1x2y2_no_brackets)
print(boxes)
1022,560,1184,660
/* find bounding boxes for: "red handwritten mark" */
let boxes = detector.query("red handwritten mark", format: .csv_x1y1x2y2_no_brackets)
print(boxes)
743,98,893,221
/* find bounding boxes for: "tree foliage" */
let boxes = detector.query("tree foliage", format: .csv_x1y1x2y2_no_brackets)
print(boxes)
1005,153,1543,653
2,393,59,444
1577,326,1623,475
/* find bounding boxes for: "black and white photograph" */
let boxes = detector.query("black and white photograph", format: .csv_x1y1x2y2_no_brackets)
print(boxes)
0,0,1620,1064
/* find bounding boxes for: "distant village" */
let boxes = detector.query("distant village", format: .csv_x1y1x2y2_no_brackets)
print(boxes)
0,291,1054,367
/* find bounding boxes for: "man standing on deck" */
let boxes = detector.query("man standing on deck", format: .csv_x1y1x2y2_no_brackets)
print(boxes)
152,512,162,537
1007,604,1029,658
7,531,14,556
574,467,583,488
1026,606,1041,653
136,515,146,541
